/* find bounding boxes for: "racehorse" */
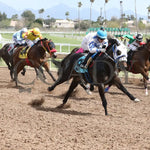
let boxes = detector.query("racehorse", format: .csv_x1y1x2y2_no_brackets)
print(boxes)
0,43,15,79
73,38,128,93
127,38,150,95
13,38,57,86
48,39,140,115
0,43,47,81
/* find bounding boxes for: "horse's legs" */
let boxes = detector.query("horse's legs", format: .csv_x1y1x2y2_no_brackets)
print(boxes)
79,82,92,95
143,71,149,95
14,64,25,86
140,71,149,81
104,83,113,92
138,69,150,95
21,67,26,76
48,74,69,92
38,66,47,79
42,61,56,81
98,84,108,115
62,77,79,105
143,78,148,95
113,77,140,102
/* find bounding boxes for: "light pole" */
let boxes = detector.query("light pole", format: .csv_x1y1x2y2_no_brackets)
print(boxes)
78,2,82,34
135,0,138,32
90,0,95,27
104,0,108,27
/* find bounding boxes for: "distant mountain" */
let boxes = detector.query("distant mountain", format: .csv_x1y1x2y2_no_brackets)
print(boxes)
0,2,147,21
0,1,18,17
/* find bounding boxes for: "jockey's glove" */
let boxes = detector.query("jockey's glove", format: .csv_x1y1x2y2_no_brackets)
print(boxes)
96,48,106,53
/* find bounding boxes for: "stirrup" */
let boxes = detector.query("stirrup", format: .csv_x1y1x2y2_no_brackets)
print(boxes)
80,64,87,69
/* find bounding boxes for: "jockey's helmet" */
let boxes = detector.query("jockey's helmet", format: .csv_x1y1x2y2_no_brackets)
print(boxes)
135,33,143,42
33,28,40,36
21,28,27,33
97,29,107,39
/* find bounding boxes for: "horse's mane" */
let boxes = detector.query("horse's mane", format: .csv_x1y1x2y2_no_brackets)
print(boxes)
106,38,118,53
1,43,10,50
138,39,150,51
61,47,80,65
36,38,48,44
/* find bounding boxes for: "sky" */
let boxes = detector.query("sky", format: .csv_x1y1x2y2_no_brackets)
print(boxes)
0,0,149,16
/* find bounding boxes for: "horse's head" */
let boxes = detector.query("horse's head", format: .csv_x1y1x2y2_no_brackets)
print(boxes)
115,42,128,71
48,40,57,58
107,38,127,71
39,38,57,58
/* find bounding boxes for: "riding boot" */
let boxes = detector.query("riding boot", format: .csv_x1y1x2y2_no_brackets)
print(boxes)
80,53,93,69
21,46,30,55
128,50,134,61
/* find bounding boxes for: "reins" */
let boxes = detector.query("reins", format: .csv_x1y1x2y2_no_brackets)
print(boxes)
40,40,51,55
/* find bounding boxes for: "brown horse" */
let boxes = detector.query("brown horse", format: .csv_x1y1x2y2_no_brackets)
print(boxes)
0,43,28,80
0,43,15,79
13,38,57,86
127,39,150,95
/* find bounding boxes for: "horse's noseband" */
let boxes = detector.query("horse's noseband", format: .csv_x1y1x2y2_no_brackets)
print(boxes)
49,41,55,50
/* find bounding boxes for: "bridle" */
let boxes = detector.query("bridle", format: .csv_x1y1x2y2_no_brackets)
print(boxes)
40,39,55,56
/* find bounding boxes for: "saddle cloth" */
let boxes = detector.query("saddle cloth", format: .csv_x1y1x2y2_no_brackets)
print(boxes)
74,56,87,73
19,47,29,59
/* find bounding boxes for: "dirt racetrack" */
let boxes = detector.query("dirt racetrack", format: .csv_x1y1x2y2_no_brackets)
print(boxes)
0,67,150,150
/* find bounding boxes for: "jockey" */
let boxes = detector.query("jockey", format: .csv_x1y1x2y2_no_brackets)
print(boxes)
7,28,27,55
13,28,27,45
22,27,43,54
80,29,108,69
127,33,144,60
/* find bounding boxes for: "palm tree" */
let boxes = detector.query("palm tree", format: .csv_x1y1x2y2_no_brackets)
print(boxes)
147,5,150,21
38,8,45,25
65,11,69,20
78,2,82,32
90,0,95,27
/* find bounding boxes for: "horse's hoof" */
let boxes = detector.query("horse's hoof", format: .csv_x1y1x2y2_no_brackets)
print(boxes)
21,72,25,76
10,79,14,82
47,87,54,91
134,98,140,102
90,85,94,91
85,89,92,95
56,103,71,109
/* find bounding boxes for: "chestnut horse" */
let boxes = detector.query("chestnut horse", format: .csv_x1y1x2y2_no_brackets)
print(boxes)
127,39,150,95
13,38,57,86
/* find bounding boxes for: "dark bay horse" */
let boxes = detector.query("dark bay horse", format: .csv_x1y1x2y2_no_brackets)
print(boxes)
0,43,27,80
48,41,140,116
0,43,14,79
127,39,150,95
13,38,57,86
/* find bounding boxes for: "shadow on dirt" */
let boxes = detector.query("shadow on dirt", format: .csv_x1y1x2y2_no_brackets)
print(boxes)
31,105,92,116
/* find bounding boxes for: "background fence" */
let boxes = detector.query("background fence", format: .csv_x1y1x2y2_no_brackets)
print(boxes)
0,33,149,83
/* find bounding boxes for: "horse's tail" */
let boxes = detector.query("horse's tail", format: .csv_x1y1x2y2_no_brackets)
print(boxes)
51,58,61,68
0,48,3,57
0,44,9,57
